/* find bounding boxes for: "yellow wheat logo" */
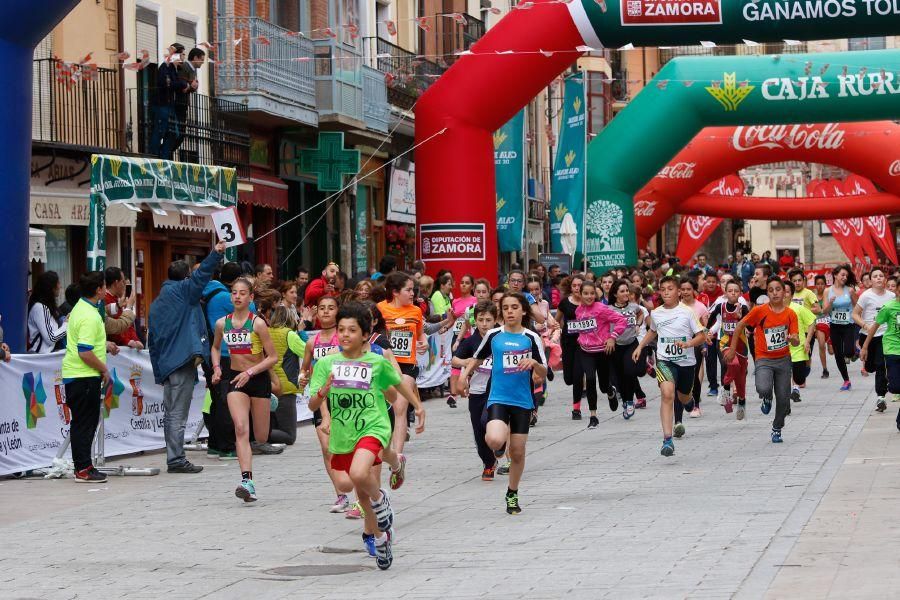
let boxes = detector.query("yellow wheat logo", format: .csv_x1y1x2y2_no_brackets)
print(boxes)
496,195,506,211
155,161,168,177
573,96,582,114
493,130,508,149
109,157,123,177
554,203,568,221
192,165,201,182
223,169,235,189
564,150,577,168
137,158,148,175
90,155,98,167
706,73,755,111
173,163,183,178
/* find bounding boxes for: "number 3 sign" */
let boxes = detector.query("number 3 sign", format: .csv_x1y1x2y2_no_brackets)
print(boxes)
210,207,247,248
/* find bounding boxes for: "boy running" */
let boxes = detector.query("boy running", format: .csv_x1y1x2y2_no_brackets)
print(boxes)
861,283,900,428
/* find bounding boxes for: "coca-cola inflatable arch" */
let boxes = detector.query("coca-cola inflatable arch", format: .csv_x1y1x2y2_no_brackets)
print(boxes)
416,0,900,280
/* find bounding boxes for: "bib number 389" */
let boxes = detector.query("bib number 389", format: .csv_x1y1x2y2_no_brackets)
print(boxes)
389,330,413,358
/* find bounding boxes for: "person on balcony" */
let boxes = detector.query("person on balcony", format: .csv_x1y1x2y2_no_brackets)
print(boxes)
173,47,206,161
149,43,188,160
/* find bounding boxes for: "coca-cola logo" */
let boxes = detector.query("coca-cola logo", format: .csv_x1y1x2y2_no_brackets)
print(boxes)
890,160,900,177
830,219,851,236
732,123,845,152
709,177,744,196
847,217,865,236
685,216,715,240
633,200,657,217
657,162,696,179
867,215,887,238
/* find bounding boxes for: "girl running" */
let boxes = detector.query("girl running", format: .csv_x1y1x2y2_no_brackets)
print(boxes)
555,275,585,419
854,267,892,411
822,265,858,391
609,279,645,420
708,280,750,419
210,278,279,502
456,278,492,341
813,274,831,378
630,284,651,409
448,275,477,409
309,302,426,570
679,278,709,419
573,281,628,429
462,292,547,514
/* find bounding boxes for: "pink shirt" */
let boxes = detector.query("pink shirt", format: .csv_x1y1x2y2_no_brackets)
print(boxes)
573,301,628,353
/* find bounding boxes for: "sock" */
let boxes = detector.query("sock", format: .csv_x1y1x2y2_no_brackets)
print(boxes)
506,487,517,497
664,436,672,442
241,471,252,481
372,492,385,506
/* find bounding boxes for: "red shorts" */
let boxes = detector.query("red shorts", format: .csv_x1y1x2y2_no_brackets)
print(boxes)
330,436,383,472
816,322,830,339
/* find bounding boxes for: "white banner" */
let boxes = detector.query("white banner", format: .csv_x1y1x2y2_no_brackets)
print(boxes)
415,329,453,388
387,163,416,224
0,349,205,476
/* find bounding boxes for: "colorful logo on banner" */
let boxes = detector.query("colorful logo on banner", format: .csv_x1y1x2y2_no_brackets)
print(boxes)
420,223,486,261
22,372,47,429
103,368,126,419
620,0,723,25
731,124,846,152
550,75,586,262
494,110,525,253
706,73,754,111
129,364,145,417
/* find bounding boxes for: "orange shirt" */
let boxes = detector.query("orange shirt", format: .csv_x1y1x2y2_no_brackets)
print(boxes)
743,304,799,360
377,301,424,364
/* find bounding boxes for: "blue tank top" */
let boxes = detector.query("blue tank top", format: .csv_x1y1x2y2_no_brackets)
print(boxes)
828,288,853,325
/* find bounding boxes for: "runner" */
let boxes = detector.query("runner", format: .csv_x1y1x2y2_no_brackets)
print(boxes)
822,265,859,391
709,280,750,419
308,302,426,570
702,272,723,399
679,278,709,419
456,278,492,341
783,280,818,405
447,274,477,410
854,267,892,411
631,276,706,455
527,277,557,415
210,278,279,502
462,292,547,514
813,274,831,378
454,300,500,480
630,284,651,409
725,277,800,443
555,275,585,419
598,272,615,305
860,283,900,426
574,281,628,429
609,279,645,420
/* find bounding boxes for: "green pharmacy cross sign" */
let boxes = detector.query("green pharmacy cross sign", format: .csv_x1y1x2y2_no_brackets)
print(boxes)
299,132,360,191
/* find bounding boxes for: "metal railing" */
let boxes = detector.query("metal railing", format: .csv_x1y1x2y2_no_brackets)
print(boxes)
363,37,446,110
463,14,485,48
32,58,124,151
127,87,250,179
215,16,316,109
362,66,390,133
659,42,808,66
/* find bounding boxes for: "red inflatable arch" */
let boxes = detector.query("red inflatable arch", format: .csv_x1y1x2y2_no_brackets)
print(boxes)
633,121,900,246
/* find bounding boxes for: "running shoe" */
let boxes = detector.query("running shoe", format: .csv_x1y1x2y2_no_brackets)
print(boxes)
761,397,772,415
74,466,107,483
372,489,394,531
790,388,801,403
723,390,734,414
717,389,726,406
446,395,457,409
608,387,619,412
623,400,635,420
330,494,350,513
771,429,783,444
530,410,538,427
635,397,647,409
218,451,238,461
673,422,685,438
822,368,830,379
235,479,257,502
389,454,407,490
571,409,583,420
707,387,719,397
251,442,284,455
482,465,496,481
362,533,376,558
840,381,852,392
689,406,702,418
498,461,511,475
345,502,364,520
375,529,393,570
660,437,675,457
206,448,221,458
736,401,746,421
876,397,887,412
506,491,522,515
588,416,600,429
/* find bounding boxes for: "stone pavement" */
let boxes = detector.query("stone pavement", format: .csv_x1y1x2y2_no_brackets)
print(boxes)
1,361,894,599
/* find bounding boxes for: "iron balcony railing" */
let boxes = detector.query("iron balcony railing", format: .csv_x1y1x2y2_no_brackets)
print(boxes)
127,87,250,179
363,37,446,110
463,14,486,48
659,42,808,66
32,58,124,151
215,16,316,110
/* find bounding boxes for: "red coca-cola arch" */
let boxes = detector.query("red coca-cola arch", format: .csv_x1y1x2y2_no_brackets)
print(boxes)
634,121,900,245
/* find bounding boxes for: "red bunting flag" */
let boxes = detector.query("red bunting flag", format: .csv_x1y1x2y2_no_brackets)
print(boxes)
385,20,397,36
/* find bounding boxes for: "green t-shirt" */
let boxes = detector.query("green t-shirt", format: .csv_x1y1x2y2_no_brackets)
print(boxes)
310,351,401,455
875,299,900,356
788,303,816,362
431,291,451,317
62,298,107,379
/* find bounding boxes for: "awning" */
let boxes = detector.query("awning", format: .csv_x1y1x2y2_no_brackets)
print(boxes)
29,228,47,263
31,190,136,227
239,169,289,211
152,207,214,232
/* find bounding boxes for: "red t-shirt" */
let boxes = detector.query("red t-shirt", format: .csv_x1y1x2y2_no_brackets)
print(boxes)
104,292,140,346
743,304,799,360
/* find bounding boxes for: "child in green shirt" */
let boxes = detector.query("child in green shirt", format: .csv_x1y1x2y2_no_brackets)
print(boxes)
861,288,900,425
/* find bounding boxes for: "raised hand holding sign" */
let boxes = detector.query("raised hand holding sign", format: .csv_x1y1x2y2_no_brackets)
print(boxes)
210,207,247,248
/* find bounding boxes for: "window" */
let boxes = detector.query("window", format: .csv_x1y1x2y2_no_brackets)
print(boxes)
331,0,360,47
849,37,886,51
135,6,158,59
176,18,197,52
376,1,391,38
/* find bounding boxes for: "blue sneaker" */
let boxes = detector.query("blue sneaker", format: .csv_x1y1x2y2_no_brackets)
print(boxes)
235,479,257,502
771,429,783,443
660,437,675,457
707,388,718,397
362,533,376,557
761,397,772,415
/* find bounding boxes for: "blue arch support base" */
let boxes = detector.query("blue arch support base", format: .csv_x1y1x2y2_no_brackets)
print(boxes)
0,2,79,351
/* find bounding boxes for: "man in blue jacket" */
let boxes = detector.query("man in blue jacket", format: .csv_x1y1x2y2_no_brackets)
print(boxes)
149,241,225,473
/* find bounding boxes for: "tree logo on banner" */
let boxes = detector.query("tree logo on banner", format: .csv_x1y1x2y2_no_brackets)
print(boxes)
586,200,625,251
22,372,47,429
706,73,754,112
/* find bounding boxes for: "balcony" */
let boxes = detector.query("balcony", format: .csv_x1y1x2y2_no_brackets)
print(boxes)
528,198,547,222
364,37,446,111
127,87,251,179
215,16,317,126
32,58,124,152
659,42,808,66
313,39,390,133
462,15,486,49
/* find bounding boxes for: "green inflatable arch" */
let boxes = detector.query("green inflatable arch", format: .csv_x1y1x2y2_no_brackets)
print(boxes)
579,48,900,270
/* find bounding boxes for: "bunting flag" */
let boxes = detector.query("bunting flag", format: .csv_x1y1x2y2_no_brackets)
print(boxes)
674,175,744,263
843,175,898,264
809,180,864,265
821,179,880,262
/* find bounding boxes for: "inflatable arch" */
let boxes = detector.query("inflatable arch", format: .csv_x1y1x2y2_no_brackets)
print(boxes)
416,0,900,281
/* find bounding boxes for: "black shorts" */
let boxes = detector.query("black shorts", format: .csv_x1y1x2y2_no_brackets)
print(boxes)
225,369,272,398
655,360,695,396
313,409,323,428
486,403,531,435
399,362,420,378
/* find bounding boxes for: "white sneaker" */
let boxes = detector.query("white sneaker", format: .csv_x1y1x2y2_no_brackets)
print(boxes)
717,389,725,406
689,406,701,418
330,494,350,513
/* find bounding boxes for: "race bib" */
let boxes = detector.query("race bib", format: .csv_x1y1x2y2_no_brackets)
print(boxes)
331,361,373,390
831,310,850,324
453,318,465,334
658,336,687,362
224,330,250,347
765,325,788,352
502,350,531,373
569,318,597,333
722,321,737,334
791,297,803,305
626,313,637,328
313,344,339,360
816,315,830,325
389,330,414,358
477,355,493,374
